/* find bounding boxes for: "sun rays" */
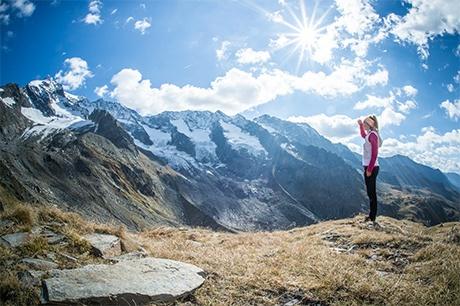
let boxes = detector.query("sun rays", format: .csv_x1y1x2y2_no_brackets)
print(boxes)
275,0,332,72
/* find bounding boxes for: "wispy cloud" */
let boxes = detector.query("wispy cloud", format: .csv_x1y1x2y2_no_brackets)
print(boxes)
134,17,151,34
216,41,231,61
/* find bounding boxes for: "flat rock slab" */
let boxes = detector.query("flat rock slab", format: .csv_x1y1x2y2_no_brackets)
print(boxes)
0,232,31,247
84,233,121,258
21,258,59,270
42,257,206,305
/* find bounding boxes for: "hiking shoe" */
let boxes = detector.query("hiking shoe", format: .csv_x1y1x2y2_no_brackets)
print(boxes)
363,216,371,222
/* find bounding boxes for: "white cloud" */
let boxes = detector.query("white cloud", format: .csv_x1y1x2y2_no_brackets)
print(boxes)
0,2,8,13
266,10,284,23
402,85,418,97
54,57,94,91
354,95,392,110
397,100,417,114
235,48,270,65
108,58,390,116
94,85,109,97
111,8,117,15
311,26,339,64
380,107,406,127
440,99,460,121
389,0,460,59
84,13,101,25
288,114,358,143
84,0,103,25
354,86,417,121
447,84,454,92
454,70,460,84
291,58,388,96
216,41,231,61
11,0,35,17
109,68,289,115
1,0,36,24
380,129,460,173
421,126,435,133
334,0,379,36
365,68,388,86
134,17,151,34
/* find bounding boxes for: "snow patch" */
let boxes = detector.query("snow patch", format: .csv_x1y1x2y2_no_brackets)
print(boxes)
259,123,277,134
280,143,304,161
21,107,90,140
220,120,267,156
142,124,171,145
1,97,16,108
170,118,217,161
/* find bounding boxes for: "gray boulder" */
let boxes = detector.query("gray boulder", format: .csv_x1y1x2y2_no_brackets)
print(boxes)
42,257,206,305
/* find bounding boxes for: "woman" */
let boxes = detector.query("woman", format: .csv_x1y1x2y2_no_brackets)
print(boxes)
357,115,382,223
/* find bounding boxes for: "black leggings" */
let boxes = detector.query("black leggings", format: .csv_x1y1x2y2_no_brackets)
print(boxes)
364,166,379,221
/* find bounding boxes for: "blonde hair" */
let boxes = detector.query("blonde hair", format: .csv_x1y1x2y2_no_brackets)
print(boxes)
367,115,379,131
367,115,383,147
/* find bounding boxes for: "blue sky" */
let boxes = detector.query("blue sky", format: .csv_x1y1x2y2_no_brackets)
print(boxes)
1,0,459,173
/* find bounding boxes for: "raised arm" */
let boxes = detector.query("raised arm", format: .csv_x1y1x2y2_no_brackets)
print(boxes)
367,132,379,173
358,120,366,138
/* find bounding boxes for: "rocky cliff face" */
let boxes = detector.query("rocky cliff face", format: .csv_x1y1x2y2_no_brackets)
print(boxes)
0,78,459,230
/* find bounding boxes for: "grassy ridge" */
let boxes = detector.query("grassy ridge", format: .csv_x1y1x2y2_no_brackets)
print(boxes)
0,198,459,305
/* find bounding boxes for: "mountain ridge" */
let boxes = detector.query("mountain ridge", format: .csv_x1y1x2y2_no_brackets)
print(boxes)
0,78,459,230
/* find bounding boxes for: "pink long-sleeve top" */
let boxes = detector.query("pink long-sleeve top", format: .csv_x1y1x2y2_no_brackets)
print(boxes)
359,123,378,173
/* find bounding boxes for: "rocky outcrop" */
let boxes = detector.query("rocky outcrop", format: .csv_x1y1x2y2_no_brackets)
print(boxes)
41,257,206,305
88,109,137,154
84,233,122,258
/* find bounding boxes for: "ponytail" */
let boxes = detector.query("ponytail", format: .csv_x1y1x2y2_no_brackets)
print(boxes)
368,115,383,147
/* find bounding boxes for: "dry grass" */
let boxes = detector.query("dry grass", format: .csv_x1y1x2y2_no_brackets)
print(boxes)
1,198,459,306
137,215,460,306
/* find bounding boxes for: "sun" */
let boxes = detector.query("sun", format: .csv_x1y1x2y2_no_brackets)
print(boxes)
299,26,319,50
274,0,331,71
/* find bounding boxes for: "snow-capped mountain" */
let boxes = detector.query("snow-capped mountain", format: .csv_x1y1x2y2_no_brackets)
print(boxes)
1,78,459,230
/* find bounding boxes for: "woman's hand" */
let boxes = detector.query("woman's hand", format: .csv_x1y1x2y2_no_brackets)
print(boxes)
366,169,372,177
357,119,363,125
